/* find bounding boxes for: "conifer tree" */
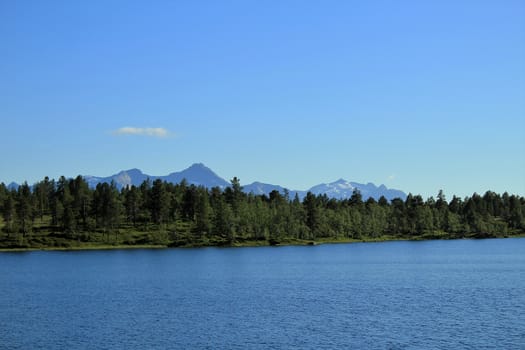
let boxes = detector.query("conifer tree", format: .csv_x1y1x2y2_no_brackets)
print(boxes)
16,182,34,237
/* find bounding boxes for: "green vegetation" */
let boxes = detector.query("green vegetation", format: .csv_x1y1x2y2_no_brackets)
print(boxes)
1,176,524,250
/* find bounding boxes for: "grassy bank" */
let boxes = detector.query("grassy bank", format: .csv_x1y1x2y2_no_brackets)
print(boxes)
1,229,523,252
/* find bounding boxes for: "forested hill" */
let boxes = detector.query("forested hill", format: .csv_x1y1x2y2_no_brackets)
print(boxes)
0,175,523,250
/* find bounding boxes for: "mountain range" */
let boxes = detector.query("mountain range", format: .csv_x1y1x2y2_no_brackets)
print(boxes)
84,163,230,190
83,163,406,201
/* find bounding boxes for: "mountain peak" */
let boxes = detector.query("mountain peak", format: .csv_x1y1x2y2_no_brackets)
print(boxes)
119,168,143,176
189,162,207,169
333,178,349,184
165,163,229,188
7,182,19,190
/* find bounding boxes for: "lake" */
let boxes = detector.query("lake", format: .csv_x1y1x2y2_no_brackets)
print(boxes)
1,238,524,349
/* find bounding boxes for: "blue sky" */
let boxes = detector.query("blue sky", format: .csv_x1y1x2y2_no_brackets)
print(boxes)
1,0,524,198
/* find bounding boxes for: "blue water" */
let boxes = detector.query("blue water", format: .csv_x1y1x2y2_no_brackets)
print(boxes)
1,238,524,349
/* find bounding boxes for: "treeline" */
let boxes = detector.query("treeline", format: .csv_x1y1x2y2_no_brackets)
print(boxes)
1,175,524,248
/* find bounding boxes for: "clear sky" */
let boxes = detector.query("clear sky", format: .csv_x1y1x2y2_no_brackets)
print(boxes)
1,0,524,199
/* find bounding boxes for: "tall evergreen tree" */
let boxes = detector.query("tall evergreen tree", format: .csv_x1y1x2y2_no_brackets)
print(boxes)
349,189,363,207
150,179,170,225
509,195,524,229
182,185,198,221
16,182,34,236
195,187,212,239
304,192,320,238
33,177,53,220
92,182,122,235
212,195,234,242
71,176,91,230
123,185,142,226
2,190,17,234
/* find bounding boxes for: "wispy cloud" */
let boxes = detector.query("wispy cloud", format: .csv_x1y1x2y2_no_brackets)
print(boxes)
112,127,172,138
387,174,396,182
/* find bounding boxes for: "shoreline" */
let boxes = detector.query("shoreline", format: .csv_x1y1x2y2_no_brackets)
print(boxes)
1,234,523,253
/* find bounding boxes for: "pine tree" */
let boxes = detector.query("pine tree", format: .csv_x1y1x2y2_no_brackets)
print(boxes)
212,196,234,243
150,179,170,225
304,192,320,238
509,195,524,229
16,182,34,237
123,185,141,226
195,188,212,239
33,177,52,220
2,190,17,234
182,185,198,221
71,175,91,230
92,182,122,236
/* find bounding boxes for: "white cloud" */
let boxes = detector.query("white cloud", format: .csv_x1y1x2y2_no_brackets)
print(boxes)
387,174,396,181
112,127,171,138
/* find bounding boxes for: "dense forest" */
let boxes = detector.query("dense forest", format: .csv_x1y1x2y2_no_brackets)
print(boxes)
0,175,524,249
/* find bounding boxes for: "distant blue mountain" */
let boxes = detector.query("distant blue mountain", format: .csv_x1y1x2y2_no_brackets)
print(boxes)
84,163,230,190
308,179,406,201
84,168,150,189
162,163,230,189
84,163,406,200
244,179,406,201
6,163,407,201
243,182,290,196
6,182,20,190
242,182,305,200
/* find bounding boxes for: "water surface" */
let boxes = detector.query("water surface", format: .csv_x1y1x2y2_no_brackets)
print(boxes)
1,238,524,349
